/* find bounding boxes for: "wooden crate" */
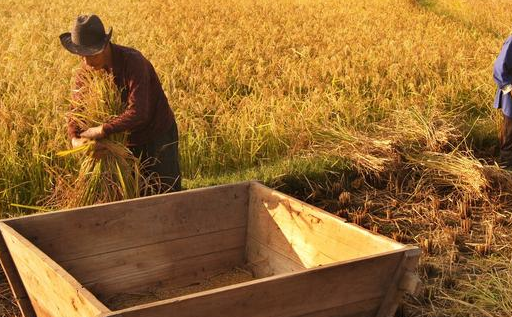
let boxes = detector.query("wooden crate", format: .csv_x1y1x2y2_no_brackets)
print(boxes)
0,181,420,317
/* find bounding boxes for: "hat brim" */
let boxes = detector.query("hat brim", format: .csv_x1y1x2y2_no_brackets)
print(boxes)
59,28,112,56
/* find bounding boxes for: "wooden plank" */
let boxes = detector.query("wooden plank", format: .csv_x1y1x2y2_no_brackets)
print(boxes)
245,236,305,278
0,223,36,317
0,223,109,317
245,183,307,278
85,246,246,300
61,227,246,289
375,248,421,317
248,182,404,267
294,297,381,317
247,201,331,267
6,182,250,263
91,248,244,306
89,246,245,303
103,250,405,317
399,271,422,296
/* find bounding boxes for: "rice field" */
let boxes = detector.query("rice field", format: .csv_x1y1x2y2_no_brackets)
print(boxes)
1,0,512,316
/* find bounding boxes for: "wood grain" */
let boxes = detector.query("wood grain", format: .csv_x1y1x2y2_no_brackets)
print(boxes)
0,223,36,317
0,223,109,317
247,182,403,268
103,251,404,317
6,182,250,263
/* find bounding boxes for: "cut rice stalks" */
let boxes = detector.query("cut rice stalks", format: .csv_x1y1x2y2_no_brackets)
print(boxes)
48,69,153,208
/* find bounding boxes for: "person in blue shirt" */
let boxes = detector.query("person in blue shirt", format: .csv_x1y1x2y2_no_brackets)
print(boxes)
493,35,512,168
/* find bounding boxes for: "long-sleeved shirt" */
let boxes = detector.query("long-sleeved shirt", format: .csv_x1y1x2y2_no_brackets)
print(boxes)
493,35,512,118
67,43,175,146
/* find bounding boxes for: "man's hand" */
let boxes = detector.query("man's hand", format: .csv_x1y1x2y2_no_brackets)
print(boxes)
91,141,108,160
71,137,90,149
71,137,108,159
80,125,105,140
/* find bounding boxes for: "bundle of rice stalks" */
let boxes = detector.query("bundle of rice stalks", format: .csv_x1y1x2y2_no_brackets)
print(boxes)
311,120,398,174
49,69,148,208
405,150,489,198
482,164,512,194
386,106,461,153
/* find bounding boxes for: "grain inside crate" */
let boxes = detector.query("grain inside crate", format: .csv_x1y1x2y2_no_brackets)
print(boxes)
0,181,421,317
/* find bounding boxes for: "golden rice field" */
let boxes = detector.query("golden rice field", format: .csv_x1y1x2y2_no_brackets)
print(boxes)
2,0,512,316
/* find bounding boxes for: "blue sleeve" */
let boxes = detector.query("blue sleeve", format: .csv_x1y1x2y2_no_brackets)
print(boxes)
494,36,512,89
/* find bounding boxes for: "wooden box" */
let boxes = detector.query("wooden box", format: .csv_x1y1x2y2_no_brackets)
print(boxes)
0,181,420,317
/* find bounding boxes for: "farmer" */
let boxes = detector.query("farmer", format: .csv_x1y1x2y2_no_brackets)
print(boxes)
60,14,181,192
493,35,512,169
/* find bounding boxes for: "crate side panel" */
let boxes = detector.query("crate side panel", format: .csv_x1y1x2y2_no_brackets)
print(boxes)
63,227,246,299
246,182,307,277
245,236,305,278
375,248,421,317
103,251,403,317
0,223,108,317
249,183,403,267
88,246,246,302
7,182,250,264
294,297,381,317
0,223,36,317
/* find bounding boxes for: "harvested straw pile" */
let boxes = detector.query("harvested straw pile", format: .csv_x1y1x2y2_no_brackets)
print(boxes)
300,109,512,317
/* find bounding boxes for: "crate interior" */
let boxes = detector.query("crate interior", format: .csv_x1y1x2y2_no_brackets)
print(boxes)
6,182,404,311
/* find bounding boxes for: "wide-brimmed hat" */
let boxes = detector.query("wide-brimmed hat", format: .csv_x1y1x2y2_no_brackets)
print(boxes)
59,14,112,56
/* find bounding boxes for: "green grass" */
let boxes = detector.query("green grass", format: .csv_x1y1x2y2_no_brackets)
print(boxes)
184,156,353,193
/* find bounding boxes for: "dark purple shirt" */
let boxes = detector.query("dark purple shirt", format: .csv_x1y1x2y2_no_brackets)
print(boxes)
68,43,175,146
